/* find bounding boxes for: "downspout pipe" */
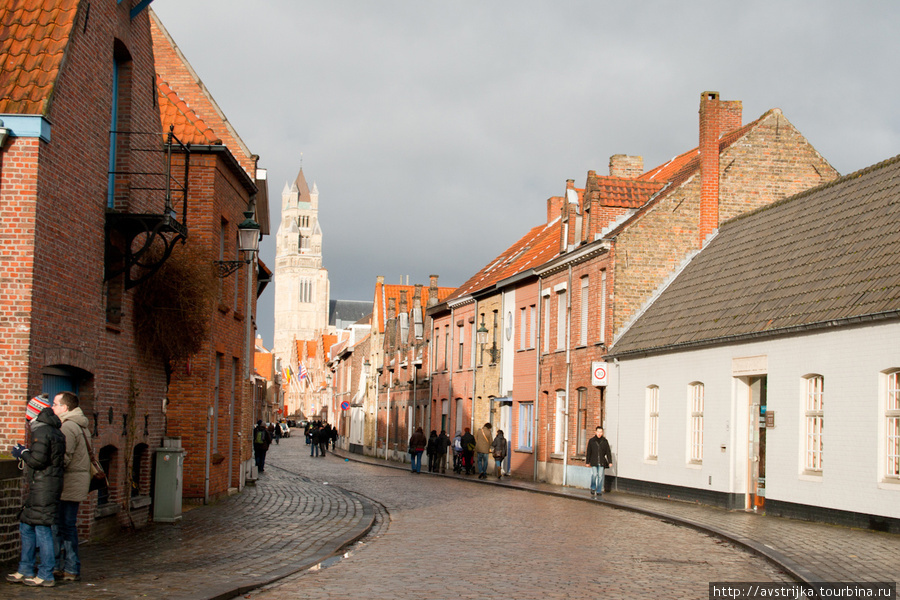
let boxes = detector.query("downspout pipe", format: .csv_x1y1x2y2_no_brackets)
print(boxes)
534,281,543,482
562,264,573,487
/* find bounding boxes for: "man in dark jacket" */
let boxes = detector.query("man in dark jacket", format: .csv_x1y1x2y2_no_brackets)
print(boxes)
436,430,451,474
460,427,476,475
7,400,66,587
585,426,613,498
252,420,273,473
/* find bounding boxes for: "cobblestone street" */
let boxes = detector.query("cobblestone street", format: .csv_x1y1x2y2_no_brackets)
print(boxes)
248,438,790,600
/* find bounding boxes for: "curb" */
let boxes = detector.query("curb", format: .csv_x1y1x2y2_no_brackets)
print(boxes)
331,448,815,585
171,466,378,600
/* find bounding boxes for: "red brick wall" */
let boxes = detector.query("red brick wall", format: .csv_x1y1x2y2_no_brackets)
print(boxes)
0,2,170,539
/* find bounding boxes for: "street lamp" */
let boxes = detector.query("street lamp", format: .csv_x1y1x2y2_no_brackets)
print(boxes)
215,209,261,278
476,320,500,363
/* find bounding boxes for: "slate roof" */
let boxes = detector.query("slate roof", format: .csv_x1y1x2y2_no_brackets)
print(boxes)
610,153,900,357
0,0,80,115
329,300,373,328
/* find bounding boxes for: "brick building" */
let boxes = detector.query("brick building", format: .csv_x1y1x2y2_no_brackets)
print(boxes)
0,0,178,551
150,12,270,501
536,92,838,486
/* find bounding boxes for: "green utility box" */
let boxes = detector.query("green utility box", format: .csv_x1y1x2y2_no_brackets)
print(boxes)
153,438,184,523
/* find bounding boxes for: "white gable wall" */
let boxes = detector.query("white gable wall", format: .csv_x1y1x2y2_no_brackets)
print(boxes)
607,321,900,520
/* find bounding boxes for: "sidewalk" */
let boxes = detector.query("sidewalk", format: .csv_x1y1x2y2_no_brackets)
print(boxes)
2,442,376,600
332,448,900,585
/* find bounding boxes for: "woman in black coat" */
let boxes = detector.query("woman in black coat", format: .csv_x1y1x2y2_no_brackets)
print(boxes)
8,406,66,586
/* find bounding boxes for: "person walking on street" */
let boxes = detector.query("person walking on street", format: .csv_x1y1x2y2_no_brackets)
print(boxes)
426,430,439,473
310,423,320,457
491,429,508,479
585,426,613,497
319,422,330,457
253,420,273,473
330,424,338,451
408,427,427,473
273,421,282,445
461,428,476,475
437,430,451,474
7,397,66,587
475,422,493,479
52,392,90,582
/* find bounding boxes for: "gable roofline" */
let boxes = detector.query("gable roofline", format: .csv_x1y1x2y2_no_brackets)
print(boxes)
149,9,254,170
609,152,900,358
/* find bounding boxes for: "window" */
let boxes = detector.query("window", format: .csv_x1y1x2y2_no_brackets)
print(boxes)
432,328,439,372
443,325,449,370
576,388,587,455
804,375,824,472
529,305,536,348
554,391,566,454
647,385,659,460
886,371,899,479
399,311,409,347
518,403,534,451
599,270,607,344
689,382,704,463
470,321,476,368
542,294,551,353
519,307,527,350
556,290,567,350
580,276,589,346
458,324,464,370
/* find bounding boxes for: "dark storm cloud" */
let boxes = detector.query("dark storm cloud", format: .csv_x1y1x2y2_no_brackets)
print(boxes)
152,0,900,346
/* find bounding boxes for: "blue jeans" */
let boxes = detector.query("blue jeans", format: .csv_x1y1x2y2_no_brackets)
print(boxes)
18,522,55,581
311,442,319,457
477,453,489,475
591,464,606,495
410,450,423,472
56,501,81,575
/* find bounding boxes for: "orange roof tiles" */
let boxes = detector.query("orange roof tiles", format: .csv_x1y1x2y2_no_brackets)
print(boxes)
157,76,220,145
254,351,274,380
446,219,562,302
375,283,455,333
0,0,80,115
588,176,665,208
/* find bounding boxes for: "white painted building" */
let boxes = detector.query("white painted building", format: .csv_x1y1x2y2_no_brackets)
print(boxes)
606,155,900,532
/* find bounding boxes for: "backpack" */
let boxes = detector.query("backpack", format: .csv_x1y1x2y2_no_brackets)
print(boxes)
453,437,463,452
254,429,266,445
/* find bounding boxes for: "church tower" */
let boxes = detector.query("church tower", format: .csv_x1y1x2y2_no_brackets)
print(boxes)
273,166,330,363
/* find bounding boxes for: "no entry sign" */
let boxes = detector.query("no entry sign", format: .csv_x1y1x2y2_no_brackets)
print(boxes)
591,362,608,387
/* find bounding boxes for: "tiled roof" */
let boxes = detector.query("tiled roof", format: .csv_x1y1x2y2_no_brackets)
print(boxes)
611,153,900,356
445,219,562,302
0,0,80,115
157,76,220,145
254,351,274,380
376,284,455,333
588,176,665,208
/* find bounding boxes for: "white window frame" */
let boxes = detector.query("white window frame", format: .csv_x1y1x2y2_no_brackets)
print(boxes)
688,382,704,463
576,388,587,455
529,305,536,349
646,385,659,461
599,270,607,345
542,291,551,353
885,370,900,480
554,390,566,455
556,290,567,351
804,375,824,473
519,307,527,350
579,276,589,346
518,402,534,451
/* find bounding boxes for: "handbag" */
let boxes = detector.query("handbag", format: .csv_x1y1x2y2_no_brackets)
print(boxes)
81,428,107,491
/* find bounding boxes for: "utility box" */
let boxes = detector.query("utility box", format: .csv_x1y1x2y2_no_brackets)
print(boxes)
153,438,184,523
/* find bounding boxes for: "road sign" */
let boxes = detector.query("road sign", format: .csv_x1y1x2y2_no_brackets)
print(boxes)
591,362,608,387
341,401,350,411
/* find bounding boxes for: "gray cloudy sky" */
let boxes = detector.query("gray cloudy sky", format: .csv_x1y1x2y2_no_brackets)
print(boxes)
151,0,900,348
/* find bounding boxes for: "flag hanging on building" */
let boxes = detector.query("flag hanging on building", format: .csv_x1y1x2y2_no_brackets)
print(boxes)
299,363,308,382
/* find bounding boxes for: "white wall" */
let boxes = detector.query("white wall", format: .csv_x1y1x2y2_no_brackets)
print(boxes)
607,322,900,519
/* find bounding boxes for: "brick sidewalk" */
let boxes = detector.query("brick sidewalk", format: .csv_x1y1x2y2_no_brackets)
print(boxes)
332,448,900,585
2,440,375,600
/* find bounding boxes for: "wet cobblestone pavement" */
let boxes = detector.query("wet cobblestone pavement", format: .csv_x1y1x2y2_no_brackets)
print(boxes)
3,435,897,599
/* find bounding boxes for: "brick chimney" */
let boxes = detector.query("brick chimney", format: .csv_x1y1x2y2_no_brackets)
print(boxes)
609,155,643,178
427,275,439,307
547,195,564,224
699,91,742,245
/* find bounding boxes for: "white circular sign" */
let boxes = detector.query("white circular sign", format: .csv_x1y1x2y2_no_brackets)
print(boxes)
593,364,607,381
